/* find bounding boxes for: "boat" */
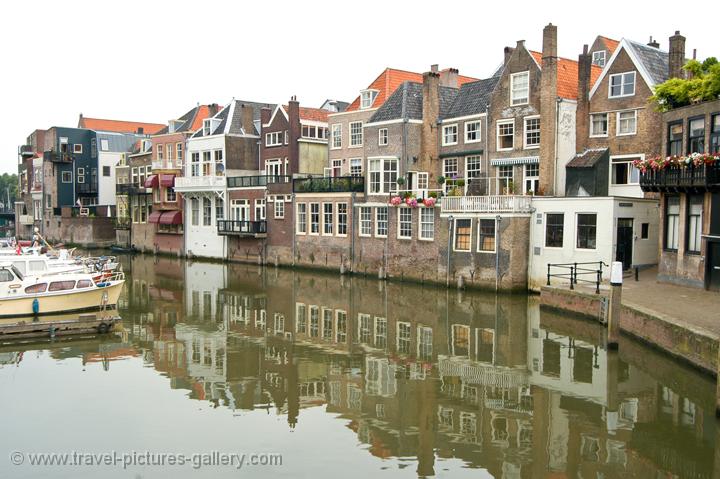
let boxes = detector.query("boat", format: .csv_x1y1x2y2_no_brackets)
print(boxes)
109,245,138,254
0,264,125,319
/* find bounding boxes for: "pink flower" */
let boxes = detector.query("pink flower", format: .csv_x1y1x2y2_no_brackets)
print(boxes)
423,197,436,207
406,197,418,208
389,196,402,206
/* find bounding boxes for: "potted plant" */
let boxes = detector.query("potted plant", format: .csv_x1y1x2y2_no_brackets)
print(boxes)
436,176,445,186
396,177,406,187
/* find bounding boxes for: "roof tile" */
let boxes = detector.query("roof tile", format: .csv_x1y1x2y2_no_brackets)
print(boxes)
79,117,165,135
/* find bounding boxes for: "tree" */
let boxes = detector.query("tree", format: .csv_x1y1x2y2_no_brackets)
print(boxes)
0,173,18,209
651,57,720,111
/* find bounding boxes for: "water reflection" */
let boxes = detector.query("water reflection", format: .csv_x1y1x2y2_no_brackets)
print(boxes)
3,255,717,478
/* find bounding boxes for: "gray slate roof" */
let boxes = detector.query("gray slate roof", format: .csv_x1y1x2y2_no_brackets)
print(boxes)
442,76,499,120
626,39,669,85
368,82,460,123
567,148,608,168
155,106,203,135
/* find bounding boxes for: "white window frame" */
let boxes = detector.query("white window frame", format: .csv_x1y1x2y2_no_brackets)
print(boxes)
274,197,284,219
419,208,434,241
331,124,342,149
359,206,372,237
616,110,638,136
476,218,496,253
61,171,73,183
465,120,482,143
296,203,307,234
73,144,83,154
336,202,348,237
360,90,378,109
349,158,362,177
100,139,109,151
496,119,515,151
610,154,642,185
265,131,283,147
375,207,388,238
309,202,320,235
609,71,636,98
368,158,398,194
322,202,334,236
442,124,458,146
378,128,388,146
589,113,609,137
592,50,606,67
397,207,412,239
453,218,472,252
349,121,363,147
510,71,530,106
523,115,540,149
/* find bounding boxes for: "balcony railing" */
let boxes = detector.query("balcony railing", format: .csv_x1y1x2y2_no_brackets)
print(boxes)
77,183,98,195
217,220,267,237
152,160,183,170
440,195,533,214
43,150,73,163
19,214,34,225
293,176,364,193
175,175,226,191
640,163,720,192
227,175,291,188
116,183,149,196
115,217,131,230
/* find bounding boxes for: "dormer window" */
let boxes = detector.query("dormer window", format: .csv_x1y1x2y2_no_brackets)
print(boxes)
592,50,606,67
203,119,212,136
168,119,183,133
609,71,635,98
360,90,379,109
510,71,529,106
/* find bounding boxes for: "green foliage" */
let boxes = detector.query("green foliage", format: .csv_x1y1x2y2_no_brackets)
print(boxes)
0,173,18,208
652,57,720,111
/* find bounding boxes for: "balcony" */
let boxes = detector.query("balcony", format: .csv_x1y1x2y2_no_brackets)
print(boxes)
43,150,73,163
440,195,533,214
152,160,182,170
19,214,34,225
217,220,267,238
116,183,150,196
115,217,131,230
293,176,364,193
227,175,291,188
640,163,720,193
174,175,225,192
77,183,98,195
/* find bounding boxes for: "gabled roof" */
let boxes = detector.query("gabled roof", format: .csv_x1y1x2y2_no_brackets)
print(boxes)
528,51,603,100
154,104,221,135
368,81,461,123
598,36,620,56
567,148,608,168
320,99,350,113
589,38,669,99
280,105,330,123
192,100,275,138
442,76,500,119
78,116,165,135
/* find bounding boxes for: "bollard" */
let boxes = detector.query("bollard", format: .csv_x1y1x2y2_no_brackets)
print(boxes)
606,350,620,433
457,275,464,290
606,261,623,350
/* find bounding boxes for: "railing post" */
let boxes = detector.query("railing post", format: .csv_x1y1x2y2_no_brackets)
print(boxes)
547,264,551,286
573,262,578,285
569,266,574,290
596,270,601,294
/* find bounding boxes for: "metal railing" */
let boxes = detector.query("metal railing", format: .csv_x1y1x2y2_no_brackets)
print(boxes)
547,261,608,294
293,176,364,193
175,175,226,190
640,163,720,192
227,175,291,188
441,195,533,213
77,182,98,194
217,220,267,236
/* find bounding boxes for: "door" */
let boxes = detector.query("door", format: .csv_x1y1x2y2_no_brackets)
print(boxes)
708,241,720,291
231,200,249,221
616,218,634,270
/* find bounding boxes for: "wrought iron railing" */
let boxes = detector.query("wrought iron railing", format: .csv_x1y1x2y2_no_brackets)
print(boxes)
217,220,267,236
547,261,608,294
227,175,291,188
293,176,364,193
640,163,720,192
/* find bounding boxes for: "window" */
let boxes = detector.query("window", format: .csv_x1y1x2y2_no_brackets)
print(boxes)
497,120,514,150
309,203,320,234
274,198,284,219
590,113,608,137
545,213,564,247
350,158,362,176
465,120,481,143
331,159,342,177
609,71,635,97
665,196,680,251
641,223,649,239
61,171,72,183
165,187,176,202
349,121,363,146
254,199,265,220
668,122,683,156
202,151,212,176
322,203,334,235
611,156,640,185
499,165,513,180
417,172,429,190
510,71,529,105
466,156,482,183
176,143,183,163
368,158,397,194
214,150,224,176
191,198,199,226
454,219,472,251
76,167,85,184
378,128,388,146
360,90,378,109
397,322,411,354
190,152,200,176
157,144,163,161
331,124,342,149
100,139,109,151
25,283,48,294
216,198,224,222
398,208,412,239
166,144,173,161
49,280,76,292
265,132,283,146
442,124,458,145
524,164,539,193
359,207,372,236
592,50,606,67
576,214,597,249
711,115,720,154
420,208,434,240
202,197,212,226
296,203,307,234
101,166,110,177
77,279,92,289
524,116,540,148
301,125,328,140
477,219,495,252
688,118,705,154
616,110,637,136
337,203,348,236
73,144,83,154
687,195,703,254
375,207,388,237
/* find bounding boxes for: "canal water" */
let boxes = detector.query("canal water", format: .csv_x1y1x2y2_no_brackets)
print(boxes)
0,255,717,478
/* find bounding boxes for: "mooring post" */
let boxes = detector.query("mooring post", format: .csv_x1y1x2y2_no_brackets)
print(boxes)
606,349,620,434
716,345,720,417
606,261,623,350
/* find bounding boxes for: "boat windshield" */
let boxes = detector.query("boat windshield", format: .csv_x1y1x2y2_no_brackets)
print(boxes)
11,265,24,281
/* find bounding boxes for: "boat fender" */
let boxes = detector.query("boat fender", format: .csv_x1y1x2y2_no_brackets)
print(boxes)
97,283,108,288
32,298,40,315
98,323,109,334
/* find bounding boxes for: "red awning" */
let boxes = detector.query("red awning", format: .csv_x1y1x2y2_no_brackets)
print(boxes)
144,174,159,188
159,210,182,225
148,211,162,223
160,174,175,187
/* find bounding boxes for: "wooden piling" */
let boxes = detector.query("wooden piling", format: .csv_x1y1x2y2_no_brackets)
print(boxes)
606,262,623,350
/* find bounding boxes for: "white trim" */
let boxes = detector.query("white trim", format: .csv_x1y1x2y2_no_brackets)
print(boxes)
592,50,606,67
615,110,638,136
442,124,459,146
589,113,609,138
510,71,530,106
327,108,379,118
418,207,435,241
523,115,540,150
374,206,388,238
358,206,372,237
349,121,363,148
321,202,334,236
496,119,515,152
364,118,423,127
608,71,636,99
378,128,389,146
299,119,328,128
464,119,482,144
397,207,412,240
263,105,289,128
441,113,486,124
452,218,472,252
589,39,658,99
336,202,348,237
330,123,342,150
609,153,644,186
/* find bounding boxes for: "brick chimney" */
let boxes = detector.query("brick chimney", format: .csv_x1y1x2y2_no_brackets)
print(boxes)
504,46,515,65
260,107,272,126
420,66,440,174
647,36,660,48
539,23,558,196
208,103,219,117
576,44,591,153
287,96,300,174
240,102,255,134
439,68,459,88
669,30,686,79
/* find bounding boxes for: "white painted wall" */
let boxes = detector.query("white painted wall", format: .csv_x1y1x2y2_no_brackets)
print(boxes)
608,154,645,198
528,196,659,291
554,99,577,197
184,194,226,259
98,152,121,205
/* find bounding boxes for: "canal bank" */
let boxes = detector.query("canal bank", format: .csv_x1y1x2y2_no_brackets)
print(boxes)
540,266,720,377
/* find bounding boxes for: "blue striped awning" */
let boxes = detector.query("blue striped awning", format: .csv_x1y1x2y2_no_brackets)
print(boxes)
490,156,539,166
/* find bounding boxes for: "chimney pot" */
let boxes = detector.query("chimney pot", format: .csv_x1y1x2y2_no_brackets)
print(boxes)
430,64,439,73
583,44,588,54
693,48,697,59
675,30,680,35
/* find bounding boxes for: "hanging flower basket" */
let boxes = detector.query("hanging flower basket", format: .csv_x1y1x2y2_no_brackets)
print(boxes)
405,197,418,208
422,197,436,208
633,153,719,173
389,196,402,206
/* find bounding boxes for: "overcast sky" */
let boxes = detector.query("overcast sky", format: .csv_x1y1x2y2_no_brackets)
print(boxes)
2,0,717,174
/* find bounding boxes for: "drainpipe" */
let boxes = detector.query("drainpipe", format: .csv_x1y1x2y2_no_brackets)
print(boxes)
446,215,453,287
402,117,408,183
350,192,355,272
291,192,296,267
484,102,490,190
495,214,501,292
553,97,561,195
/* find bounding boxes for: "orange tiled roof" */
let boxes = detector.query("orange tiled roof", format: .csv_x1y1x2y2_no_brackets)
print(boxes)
79,116,165,135
189,105,221,131
346,68,478,112
283,105,329,123
599,36,620,56
528,51,602,100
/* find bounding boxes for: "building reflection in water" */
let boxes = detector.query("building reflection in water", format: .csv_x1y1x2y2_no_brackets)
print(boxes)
15,254,711,478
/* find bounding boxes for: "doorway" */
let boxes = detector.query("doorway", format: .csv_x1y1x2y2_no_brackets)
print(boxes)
708,241,720,291
616,218,634,270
